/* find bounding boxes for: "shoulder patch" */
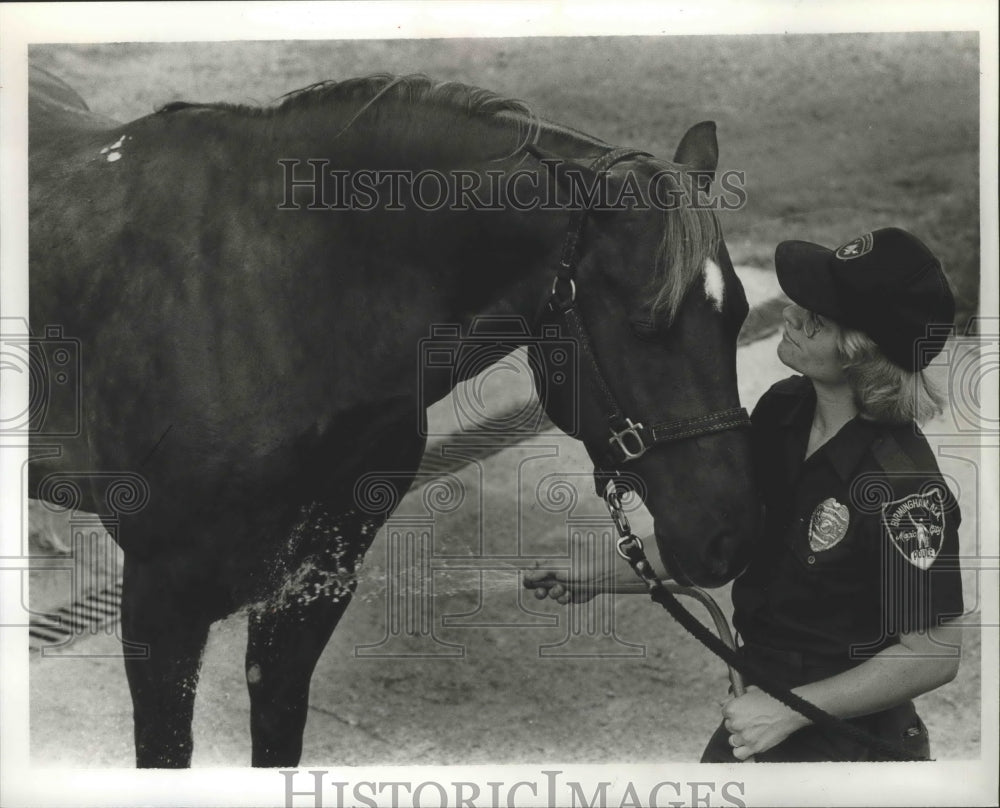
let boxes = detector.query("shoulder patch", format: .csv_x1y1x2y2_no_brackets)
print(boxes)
881,488,946,570
835,232,874,260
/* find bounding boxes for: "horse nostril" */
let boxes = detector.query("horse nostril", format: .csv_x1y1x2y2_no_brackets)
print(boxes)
703,531,745,581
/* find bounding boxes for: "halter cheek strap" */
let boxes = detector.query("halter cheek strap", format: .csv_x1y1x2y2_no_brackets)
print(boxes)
538,146,751,487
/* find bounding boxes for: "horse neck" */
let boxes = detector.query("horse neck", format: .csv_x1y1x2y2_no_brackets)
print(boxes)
282,104,605,334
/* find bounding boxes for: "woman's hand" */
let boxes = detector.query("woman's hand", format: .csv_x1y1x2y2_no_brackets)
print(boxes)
522,559,623,604
721,686,809,760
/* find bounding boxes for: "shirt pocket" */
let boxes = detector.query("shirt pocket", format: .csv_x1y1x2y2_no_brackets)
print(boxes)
785,497,868,573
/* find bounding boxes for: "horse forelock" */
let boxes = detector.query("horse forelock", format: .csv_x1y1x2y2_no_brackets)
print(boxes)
646,166,723,326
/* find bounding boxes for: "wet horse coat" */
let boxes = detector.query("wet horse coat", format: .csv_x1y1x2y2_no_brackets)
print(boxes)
28,68,758,766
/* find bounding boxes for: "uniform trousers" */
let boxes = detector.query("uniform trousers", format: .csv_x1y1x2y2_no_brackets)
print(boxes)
700,642,931,762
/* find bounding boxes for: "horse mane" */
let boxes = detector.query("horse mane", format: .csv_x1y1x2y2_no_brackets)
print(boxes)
277,73,531,122
157,73,541,160
157,74,719,321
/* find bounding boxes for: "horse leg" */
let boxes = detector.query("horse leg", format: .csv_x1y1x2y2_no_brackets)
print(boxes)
245,504,386,767
121,553,218,768
245,411,426,766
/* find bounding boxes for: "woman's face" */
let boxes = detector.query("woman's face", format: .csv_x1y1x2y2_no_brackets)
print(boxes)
777,303,847,385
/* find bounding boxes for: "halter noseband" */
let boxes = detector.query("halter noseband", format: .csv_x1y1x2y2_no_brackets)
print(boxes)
539,146,751,490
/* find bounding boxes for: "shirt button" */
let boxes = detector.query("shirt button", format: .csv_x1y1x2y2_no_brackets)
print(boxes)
807,555,816,564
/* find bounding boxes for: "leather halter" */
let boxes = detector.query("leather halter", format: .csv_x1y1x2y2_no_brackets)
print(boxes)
537,146,751,490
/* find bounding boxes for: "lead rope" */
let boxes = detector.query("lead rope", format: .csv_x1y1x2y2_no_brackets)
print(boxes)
603,485,926,762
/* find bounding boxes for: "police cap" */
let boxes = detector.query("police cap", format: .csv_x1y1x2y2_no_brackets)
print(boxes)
774,227,955,371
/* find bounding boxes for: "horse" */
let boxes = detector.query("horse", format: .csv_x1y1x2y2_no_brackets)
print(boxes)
27,66,759,767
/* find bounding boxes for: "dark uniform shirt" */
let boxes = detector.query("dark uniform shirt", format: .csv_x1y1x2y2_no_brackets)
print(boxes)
732,375,964,667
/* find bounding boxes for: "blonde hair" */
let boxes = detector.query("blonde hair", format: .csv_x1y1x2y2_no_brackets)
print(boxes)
837,328,945,425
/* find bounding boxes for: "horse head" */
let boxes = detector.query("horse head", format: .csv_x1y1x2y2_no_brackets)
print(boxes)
529,123,759,587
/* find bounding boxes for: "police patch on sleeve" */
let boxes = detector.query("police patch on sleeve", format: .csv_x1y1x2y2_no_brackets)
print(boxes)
835,232,874,260
881,489,945,570
809,497,850,552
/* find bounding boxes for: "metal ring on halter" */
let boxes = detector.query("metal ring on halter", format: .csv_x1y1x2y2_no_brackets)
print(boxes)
604,487,633,538
615,533,643,561
550,276,576,304
610,508,631,538
602,477,620,501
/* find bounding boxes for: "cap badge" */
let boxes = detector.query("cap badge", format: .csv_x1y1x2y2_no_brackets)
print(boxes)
882,488,945,570
835,232,875,260
809,497,850,552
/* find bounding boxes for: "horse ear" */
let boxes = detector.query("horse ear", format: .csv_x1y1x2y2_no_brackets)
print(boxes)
673,121,718,196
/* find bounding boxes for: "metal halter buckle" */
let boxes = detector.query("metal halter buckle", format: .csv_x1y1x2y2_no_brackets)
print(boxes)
608,418,647,461
550,276,576,305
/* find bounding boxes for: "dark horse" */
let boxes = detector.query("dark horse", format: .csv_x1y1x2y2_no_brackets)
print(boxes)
28,66,759,766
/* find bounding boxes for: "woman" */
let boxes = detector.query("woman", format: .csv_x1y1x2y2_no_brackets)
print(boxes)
524,227,964,762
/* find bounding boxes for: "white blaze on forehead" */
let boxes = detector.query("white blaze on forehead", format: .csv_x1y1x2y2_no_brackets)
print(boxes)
703,258,725,312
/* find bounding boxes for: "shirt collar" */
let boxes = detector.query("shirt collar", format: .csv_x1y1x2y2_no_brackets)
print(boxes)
821,417,882,481
776,375,814,427
776,375,881,481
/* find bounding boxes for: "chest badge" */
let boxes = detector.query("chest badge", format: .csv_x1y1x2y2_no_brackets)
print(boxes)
882,488,946,570
809,498,850,552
